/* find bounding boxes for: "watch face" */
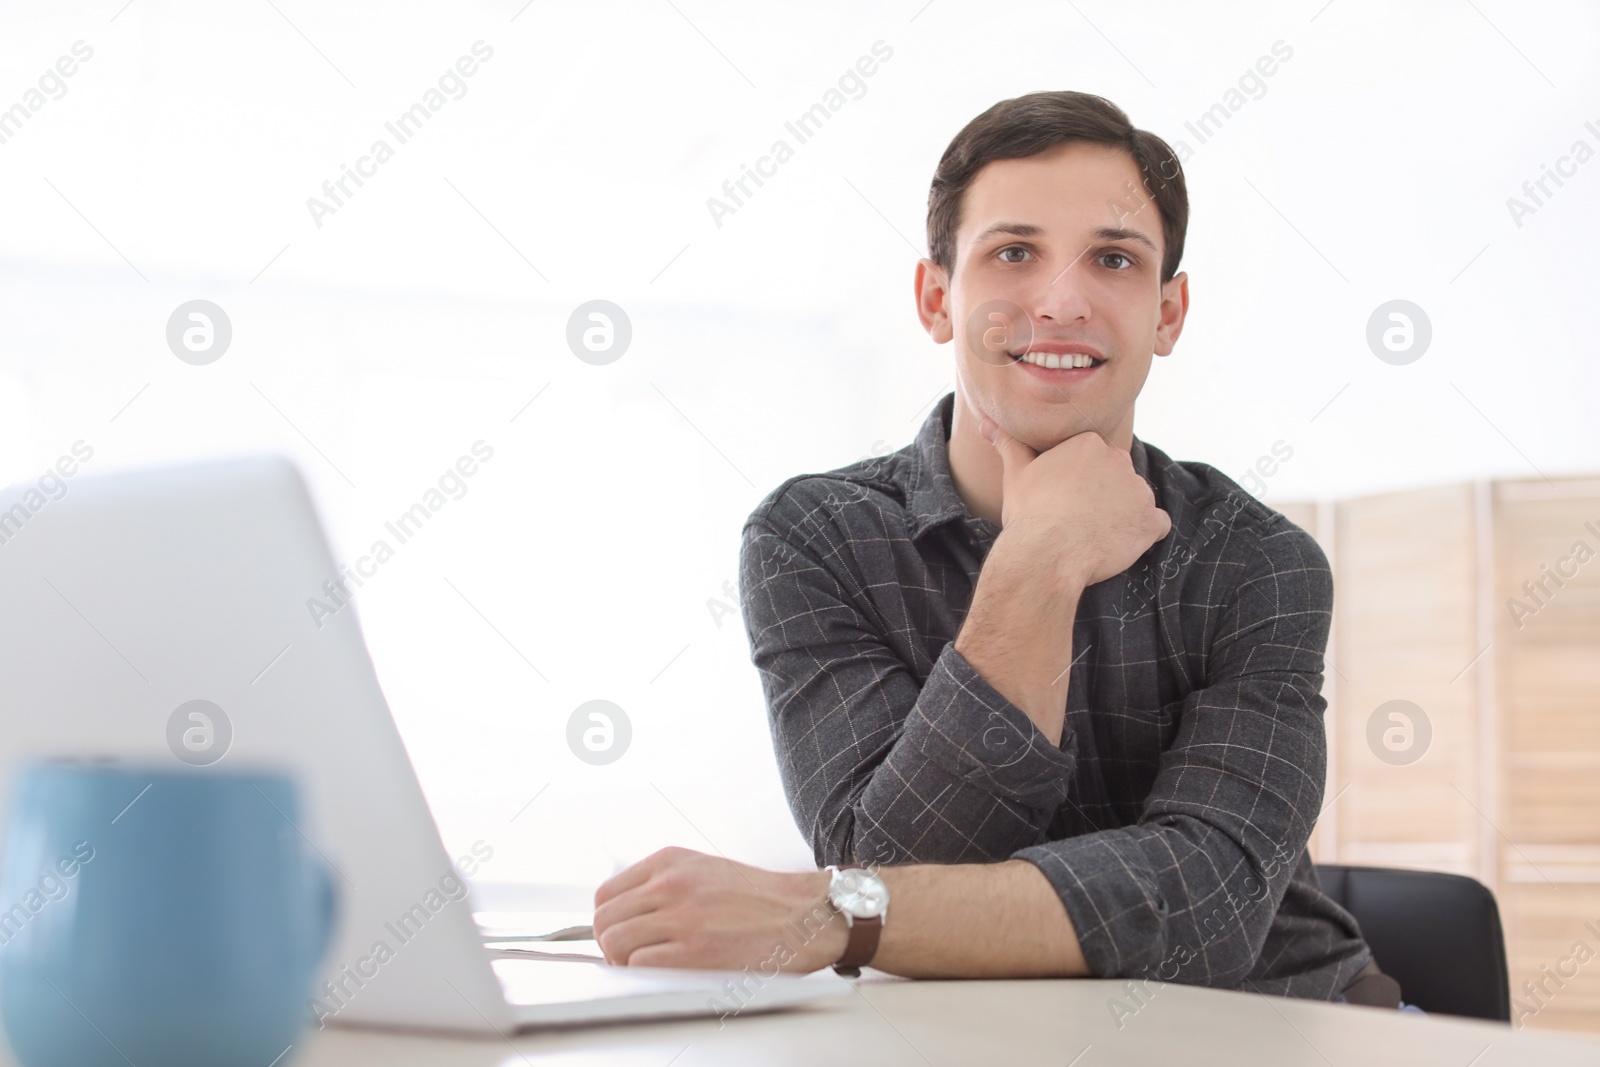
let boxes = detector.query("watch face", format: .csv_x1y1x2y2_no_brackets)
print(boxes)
831,867,889,919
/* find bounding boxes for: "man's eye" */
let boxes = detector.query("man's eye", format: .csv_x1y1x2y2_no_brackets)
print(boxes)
1101,252,1135,270
997,246,1031,264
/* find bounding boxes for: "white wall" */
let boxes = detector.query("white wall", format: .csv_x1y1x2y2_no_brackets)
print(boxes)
2,0,1596,888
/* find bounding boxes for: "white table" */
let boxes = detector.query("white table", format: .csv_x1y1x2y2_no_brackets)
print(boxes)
46,973,1587,1067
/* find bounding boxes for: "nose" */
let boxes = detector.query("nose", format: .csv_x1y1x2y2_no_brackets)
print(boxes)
1030,253,1093,326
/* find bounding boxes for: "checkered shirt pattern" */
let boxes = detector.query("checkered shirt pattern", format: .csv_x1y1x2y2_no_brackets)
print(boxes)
738,392,1373,998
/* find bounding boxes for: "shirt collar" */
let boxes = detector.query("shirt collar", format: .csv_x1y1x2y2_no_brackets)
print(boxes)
905,391,1153,543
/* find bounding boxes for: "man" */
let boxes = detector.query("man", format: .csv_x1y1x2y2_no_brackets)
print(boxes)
594,91,1399,1008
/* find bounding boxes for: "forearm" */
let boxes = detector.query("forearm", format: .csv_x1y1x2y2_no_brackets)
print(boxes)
806,859,1089,979
954,524,1087,745
839,747,1059,866
746,523,1075,871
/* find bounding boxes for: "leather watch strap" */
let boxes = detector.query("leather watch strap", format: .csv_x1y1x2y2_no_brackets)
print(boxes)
833,914,883,977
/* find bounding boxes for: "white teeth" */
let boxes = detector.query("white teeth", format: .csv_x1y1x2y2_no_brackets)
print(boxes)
1015,351,1099,369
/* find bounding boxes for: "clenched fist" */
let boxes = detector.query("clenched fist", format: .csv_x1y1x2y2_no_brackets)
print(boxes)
982,417,1171,589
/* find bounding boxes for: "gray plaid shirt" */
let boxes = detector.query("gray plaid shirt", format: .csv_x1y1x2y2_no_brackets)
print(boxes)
739,392,1372,998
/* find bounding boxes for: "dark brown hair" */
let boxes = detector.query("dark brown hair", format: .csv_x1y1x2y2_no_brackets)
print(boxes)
926,91,1188,284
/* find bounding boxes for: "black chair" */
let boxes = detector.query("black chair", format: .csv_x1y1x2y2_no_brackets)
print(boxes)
1316,864,1510,1021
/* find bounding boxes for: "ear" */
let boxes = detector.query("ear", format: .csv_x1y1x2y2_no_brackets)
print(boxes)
1153,270,1188,357
915,258,954,344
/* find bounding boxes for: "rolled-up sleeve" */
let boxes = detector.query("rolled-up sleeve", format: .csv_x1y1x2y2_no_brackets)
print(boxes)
740,516,1077,868
1013,527,1334,988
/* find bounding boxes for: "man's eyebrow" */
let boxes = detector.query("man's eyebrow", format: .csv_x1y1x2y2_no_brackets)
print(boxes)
1092,225,1160,253
969,221,1160,255
969,221,1043,246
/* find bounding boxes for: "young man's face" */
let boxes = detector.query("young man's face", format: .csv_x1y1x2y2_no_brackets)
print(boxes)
916,141,1188,453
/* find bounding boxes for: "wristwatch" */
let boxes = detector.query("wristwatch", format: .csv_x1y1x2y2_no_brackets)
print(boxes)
824,865,889,977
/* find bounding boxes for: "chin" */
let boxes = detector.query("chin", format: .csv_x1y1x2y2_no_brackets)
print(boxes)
1000,410,1086,452
1020,429,1074,452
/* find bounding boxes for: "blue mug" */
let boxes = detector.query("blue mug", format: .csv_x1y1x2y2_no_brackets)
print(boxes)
0,763,337,1067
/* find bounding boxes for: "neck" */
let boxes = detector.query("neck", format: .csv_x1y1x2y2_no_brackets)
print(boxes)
948,395,1006,526
947,391,1135,527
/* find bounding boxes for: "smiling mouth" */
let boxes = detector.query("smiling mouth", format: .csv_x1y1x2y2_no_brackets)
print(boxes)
1009,350,1106,370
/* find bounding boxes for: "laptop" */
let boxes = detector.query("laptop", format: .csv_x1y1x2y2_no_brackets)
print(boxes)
0,454,849,1033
